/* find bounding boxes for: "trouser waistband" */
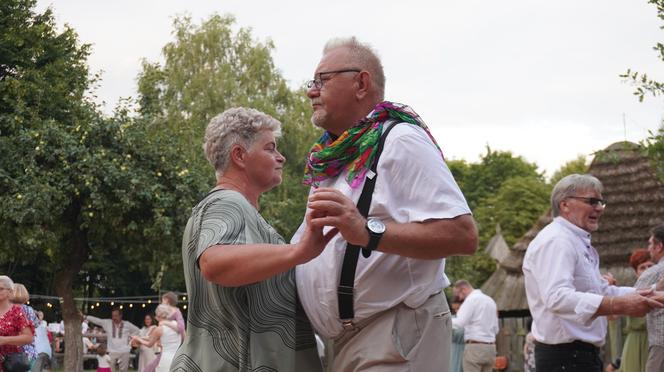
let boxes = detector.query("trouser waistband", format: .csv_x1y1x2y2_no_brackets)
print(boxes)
534,340,599,353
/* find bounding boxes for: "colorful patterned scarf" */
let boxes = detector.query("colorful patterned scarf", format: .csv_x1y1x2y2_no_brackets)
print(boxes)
303,101,444,188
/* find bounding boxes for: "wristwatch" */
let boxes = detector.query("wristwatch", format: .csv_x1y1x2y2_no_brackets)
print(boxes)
365,218,386,252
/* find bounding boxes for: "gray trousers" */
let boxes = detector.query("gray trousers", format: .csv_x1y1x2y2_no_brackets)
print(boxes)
327,292,451,372
463,343,496,372
109,351,130,372
646,345,664,372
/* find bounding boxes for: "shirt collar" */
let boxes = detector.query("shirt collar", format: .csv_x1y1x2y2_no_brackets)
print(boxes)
555,216,592,244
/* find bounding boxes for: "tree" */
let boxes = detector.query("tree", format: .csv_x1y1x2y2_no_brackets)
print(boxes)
474,176,551,248
0,2,206,370
549,155,588,185
136,14,321,239
445,149,548,286
457,147,544,211
644,124,664,180
622,0,664,101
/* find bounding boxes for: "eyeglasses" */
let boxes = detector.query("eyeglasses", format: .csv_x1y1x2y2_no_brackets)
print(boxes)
567,196,606,208
305,68,361,90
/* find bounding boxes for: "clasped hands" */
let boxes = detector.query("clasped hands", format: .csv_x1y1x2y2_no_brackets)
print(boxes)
602,274,664,317
305,187,370,248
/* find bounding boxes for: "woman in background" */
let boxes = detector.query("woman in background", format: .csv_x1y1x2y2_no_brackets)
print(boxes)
607,249,654,372
11,283,38,365
136,314,157,372
0,276,34,372
131,305,180,372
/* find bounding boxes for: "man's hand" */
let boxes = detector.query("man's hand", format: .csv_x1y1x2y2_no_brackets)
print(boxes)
307,187,370,247
656,276,664,291
602,272,617,286
612,290,664,317
644,289,664,305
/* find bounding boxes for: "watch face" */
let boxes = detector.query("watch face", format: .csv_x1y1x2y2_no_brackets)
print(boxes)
367,218,386,234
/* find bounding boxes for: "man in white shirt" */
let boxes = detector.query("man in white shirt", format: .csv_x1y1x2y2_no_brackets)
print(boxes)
523,174,663,372
452,280,499,372
86,308,139,372
294,36,478,371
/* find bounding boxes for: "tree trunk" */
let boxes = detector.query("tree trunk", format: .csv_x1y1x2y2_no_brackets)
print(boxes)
53,226,88,372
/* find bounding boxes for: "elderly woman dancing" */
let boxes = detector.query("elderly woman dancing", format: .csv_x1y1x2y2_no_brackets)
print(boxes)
170,107,336,372
0,276,34,372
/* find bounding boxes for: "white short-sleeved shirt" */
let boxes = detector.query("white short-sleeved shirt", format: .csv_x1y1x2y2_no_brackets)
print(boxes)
294,122,471,338
523,217,634,346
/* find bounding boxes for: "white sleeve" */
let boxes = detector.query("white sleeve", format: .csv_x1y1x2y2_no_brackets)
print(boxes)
452,297,474,329
530,237,603,325
371,124,470,223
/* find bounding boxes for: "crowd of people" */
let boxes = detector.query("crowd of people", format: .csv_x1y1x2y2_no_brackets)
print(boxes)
4,35,664,372
0,287,185,372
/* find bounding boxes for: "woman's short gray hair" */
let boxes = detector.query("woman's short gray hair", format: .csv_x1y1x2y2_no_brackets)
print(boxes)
155,304,171,319
203,107,282,176
0,276,13,291
551,174,603,217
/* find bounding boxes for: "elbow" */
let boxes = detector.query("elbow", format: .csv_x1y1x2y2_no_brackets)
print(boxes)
456,216,479,256
199,253,239,287
20,334,33,346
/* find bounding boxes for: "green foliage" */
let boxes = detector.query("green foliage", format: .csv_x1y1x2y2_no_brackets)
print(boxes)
445,149,547,286
0,0,208,300
474,176,551,247
549,155,588,185
621,0,664,101
644,124,664,180
137,14,320,239
455,146,544,211
445,252,497,289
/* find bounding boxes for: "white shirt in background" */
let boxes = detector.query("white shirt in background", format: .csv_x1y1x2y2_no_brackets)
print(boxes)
97,354,112,368
86,316,139,353
452,289,499,343
523,217,634,346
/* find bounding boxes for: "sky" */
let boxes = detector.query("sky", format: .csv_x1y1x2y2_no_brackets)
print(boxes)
35,0,664,177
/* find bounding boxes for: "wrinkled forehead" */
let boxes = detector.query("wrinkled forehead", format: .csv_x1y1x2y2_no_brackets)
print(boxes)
314,47,352,74
573,187,602,198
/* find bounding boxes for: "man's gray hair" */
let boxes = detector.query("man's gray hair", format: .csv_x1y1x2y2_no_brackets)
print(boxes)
203,107,282,177
652,224,664,244
0,276,13,291
323,37,385,100
454,279,472,289
551,174,603,217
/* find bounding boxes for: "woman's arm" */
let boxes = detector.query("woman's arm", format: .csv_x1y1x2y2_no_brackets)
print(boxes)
0,327,33,346
131,326,162,348
199,214,338,287
161,319,178,332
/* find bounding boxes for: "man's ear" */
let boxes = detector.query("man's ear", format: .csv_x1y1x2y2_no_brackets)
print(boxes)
229,144,247,169
355,71,372,100
559,199,571,215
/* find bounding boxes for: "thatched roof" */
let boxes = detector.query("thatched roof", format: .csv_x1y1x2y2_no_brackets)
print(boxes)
484,229,510,263
590,141,664,285
481,141,664,313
